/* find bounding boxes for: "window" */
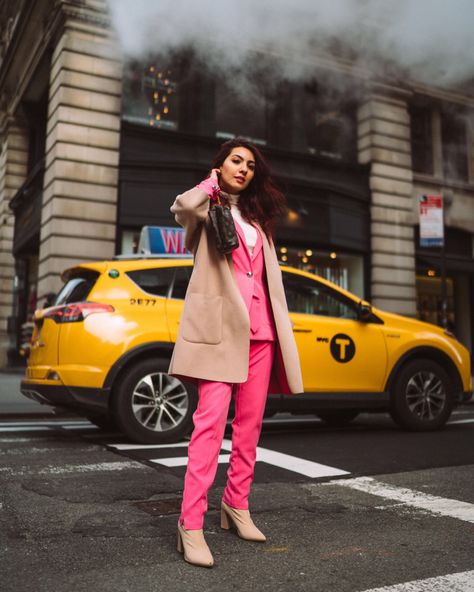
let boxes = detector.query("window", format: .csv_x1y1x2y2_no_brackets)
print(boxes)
122,60,179,130
277,245,365,298
282,272,358,319
215,78,267,144
171,266,192,299
303,81,356,162
441,110,469,183
55,273,99,306
410,105,434,175
125,267,175,297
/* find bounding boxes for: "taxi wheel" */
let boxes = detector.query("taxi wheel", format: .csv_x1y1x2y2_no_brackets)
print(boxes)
317,410,359,426
112,358,197,444
389,359,454,431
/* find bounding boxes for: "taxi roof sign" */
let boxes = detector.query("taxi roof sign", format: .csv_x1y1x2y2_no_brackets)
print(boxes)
139,226,191,255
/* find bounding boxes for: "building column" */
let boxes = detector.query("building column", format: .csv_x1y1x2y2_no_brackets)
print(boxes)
37,0,122,299
0,114,28,366
358,95,417,316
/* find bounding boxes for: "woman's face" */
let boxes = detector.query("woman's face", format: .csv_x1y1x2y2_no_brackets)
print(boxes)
218,147,255,194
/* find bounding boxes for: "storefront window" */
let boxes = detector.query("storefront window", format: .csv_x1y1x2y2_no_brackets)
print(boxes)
276,245,365,298
122,61,179,130
416,272,455,330
120,228,141,254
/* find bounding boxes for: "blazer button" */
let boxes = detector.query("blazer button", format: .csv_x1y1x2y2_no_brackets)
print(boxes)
247,271,253,277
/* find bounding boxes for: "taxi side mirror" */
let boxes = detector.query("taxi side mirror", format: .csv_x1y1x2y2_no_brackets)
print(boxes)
358,301,373,322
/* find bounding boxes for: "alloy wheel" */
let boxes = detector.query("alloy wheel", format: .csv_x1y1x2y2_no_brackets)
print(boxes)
131,372,189,432
405,370,446,421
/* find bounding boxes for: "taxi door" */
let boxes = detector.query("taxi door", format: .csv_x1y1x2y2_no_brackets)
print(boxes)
283,271,387,393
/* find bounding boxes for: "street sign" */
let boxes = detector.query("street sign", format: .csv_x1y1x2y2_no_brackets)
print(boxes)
419,194,444,247
139,226,190,255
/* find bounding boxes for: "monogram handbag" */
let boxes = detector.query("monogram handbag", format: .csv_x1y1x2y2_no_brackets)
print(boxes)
208,190,240,254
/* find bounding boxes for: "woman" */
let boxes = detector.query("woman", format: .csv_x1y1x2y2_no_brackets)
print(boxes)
169,138,303,567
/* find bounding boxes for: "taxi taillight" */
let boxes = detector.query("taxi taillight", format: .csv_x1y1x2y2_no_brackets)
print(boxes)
42,302,114,323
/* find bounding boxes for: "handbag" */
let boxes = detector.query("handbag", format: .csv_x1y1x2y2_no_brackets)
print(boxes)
208,190,240,254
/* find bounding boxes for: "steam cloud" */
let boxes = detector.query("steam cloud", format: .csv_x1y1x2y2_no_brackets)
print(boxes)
108,0,474,88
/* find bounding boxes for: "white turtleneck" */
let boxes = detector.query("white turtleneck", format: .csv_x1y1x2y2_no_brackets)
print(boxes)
227,193,258,254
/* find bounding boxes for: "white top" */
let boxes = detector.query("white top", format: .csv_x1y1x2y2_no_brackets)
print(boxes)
228,193,258,254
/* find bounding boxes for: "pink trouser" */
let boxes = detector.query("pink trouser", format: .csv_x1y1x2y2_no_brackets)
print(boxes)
179,340,275,530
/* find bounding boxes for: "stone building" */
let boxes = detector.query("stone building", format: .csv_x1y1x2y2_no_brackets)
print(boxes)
0,0,473,368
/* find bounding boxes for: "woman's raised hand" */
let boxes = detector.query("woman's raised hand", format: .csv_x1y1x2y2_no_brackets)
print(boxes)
210,168,221,184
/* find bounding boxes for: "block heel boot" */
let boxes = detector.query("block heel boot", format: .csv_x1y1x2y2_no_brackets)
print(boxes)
177,523,214,567
220,501,266,542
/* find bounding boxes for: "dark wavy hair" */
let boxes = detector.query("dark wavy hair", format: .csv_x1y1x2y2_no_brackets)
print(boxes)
210,138,287,240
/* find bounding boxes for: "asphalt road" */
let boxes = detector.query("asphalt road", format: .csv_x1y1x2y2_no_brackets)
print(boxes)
1,407,474,592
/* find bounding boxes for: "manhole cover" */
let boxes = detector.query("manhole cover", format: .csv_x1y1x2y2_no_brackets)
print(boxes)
133,498,182,516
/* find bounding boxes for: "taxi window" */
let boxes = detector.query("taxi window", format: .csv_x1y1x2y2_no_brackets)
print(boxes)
282,272,358,319
171,267,192,299
126,267,174,297
55,272,99,305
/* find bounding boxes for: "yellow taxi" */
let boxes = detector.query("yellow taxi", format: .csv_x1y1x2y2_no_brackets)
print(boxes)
21,255,472,444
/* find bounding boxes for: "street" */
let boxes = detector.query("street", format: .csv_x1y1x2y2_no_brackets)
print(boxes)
1,400,474,591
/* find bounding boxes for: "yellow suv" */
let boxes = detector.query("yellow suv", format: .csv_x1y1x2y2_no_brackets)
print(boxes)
21,256,472,443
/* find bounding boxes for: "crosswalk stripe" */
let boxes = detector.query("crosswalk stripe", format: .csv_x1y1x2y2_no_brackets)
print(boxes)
111,438,349,478
448,418,474,425
327,476,474,524
108,442,190,450
0,426,53,432
150,454,231,467
360,569,474,592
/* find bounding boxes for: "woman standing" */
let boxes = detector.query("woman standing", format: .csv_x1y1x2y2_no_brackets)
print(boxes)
169,138,303,567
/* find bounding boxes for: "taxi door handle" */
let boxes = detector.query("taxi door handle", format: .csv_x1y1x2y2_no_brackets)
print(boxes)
293,326,312,333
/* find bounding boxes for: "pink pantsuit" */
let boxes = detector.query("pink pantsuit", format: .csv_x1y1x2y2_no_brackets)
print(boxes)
179,219,277,529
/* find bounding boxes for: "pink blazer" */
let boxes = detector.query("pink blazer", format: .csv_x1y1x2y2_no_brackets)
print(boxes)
231,219,276,341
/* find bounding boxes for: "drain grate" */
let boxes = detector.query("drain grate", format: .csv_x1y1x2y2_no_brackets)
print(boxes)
133,498,182,516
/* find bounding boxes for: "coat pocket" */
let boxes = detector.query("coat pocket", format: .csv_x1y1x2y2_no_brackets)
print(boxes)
181,293,223,345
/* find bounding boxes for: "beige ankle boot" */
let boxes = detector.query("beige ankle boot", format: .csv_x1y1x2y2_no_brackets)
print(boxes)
177,523,214,567
220,501,266,542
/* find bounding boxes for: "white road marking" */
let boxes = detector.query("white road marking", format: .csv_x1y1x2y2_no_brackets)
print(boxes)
113,438,349,478
0,426,52,432
328,476,474,524
108,442,190,450
0,420,92,427
361,569,474,592
448,418,474,425
151,454,231,467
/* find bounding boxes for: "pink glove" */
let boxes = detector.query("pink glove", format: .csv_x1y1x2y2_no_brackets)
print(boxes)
196,177,220,200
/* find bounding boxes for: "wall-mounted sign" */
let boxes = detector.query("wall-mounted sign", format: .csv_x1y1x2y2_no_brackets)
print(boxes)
139,226,190,255
419,195,444,247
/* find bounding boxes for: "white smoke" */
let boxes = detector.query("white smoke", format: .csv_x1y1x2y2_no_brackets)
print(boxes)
108,0,474,88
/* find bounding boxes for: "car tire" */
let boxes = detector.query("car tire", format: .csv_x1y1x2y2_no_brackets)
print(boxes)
112,357,197,444
316,410,359,426
389,359,454,431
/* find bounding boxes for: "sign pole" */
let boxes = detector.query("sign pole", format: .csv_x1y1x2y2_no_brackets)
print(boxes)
440,204,448,329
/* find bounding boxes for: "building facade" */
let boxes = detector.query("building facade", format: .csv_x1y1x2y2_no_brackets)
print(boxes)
0,0,473,368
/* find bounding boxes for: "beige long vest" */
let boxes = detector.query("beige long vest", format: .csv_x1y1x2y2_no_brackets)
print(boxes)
168,187,304,395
